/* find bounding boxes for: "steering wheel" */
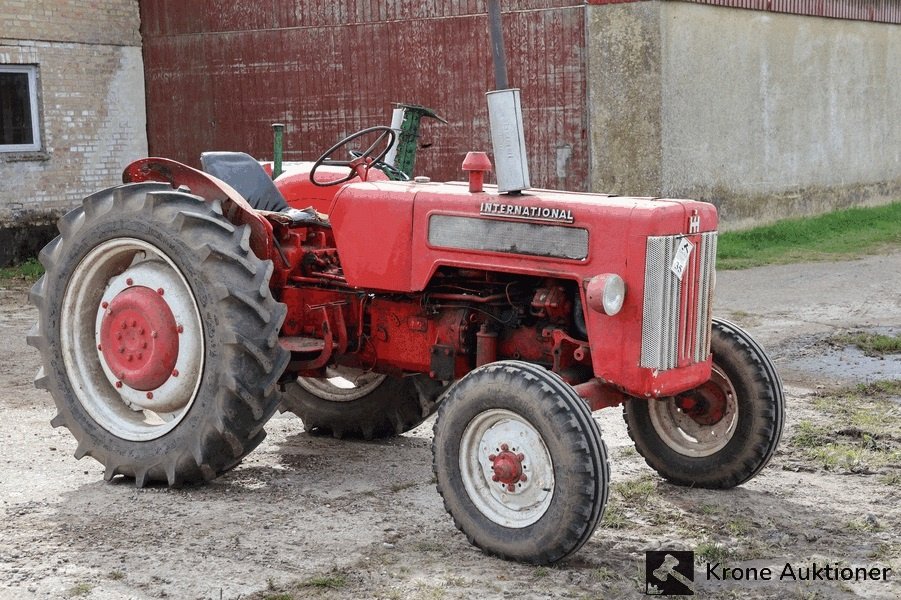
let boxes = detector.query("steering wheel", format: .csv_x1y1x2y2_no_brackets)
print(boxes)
310,126,396,187
348,150,411,181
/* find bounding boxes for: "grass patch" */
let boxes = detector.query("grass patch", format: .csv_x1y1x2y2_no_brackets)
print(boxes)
302,573,347,590
791,421,831,448
793,381,901,472
601,500,629,529
0,257,43,282
717,202,901,270
68,582,93,597
613,476,657,506
878,472,901,486
831,332,901,356
696,541,732,564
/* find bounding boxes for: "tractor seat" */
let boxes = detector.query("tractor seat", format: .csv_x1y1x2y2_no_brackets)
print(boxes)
200,151,290,213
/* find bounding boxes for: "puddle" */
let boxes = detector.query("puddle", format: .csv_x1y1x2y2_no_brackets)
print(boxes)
775,327,901,386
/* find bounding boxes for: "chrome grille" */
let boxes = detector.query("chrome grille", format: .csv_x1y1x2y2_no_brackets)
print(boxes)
641,232,717,370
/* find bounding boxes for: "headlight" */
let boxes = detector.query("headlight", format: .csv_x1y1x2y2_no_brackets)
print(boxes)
586,273,626,316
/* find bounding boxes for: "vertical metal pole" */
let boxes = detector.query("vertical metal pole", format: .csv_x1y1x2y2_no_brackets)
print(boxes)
271,123,285,179
487,0,509,90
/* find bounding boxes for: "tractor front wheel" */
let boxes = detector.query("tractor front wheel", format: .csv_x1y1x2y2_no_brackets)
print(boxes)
27,183,289,486
282,367,443,439
624,318,784,489
432,360,609,564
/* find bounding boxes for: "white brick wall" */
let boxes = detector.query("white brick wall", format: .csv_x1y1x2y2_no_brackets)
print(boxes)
0,0,146,226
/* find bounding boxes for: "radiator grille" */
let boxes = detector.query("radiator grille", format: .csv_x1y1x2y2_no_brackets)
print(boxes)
641,232,717,370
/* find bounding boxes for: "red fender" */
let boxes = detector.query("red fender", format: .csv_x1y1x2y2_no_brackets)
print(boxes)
122,158,274,261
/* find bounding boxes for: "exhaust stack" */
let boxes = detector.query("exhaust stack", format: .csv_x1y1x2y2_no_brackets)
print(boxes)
486,0,530,194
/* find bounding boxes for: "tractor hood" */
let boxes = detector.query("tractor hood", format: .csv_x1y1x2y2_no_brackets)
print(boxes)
328,179,717,294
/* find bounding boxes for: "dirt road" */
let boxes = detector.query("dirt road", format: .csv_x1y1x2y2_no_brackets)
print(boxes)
1,252,899,600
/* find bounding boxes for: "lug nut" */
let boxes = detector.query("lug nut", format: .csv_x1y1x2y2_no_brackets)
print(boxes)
97,344,102,351
101,302,109,309
520,474,528,482
176,325,184,334
115,381,122,389
500,443,509,452
172,369,179,377
146,392,153,399
126,278,133,286
507,484,516,492
517,453,525,462
488,454,496,462
492,474,499,482
157,288,164,295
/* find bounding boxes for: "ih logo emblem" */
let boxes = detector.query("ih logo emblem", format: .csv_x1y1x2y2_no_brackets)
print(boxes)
688,212,700,234
645,551,695,595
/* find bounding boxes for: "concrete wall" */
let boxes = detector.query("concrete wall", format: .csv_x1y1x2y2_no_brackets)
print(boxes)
588,1,901,229
0,0,147,265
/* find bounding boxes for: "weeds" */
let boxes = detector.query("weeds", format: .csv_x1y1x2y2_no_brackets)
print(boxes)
614,476,657,506
303,573,347,589
696,541,732,564
68,582,93,597
831,332,901,356
0,258,43,282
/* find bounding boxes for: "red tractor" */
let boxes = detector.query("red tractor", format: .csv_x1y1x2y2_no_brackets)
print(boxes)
28,121,783,564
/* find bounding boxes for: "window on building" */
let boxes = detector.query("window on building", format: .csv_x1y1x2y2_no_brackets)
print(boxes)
0,65,41,152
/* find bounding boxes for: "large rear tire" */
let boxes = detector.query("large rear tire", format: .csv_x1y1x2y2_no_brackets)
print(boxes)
624,318,784,489
433,360,609,564
27,183,289,486
282,367,443,439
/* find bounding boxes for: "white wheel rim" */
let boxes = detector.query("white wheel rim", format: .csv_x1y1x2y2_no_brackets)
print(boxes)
648,365,738,457
459,409,554,528
296,366,386,401
60,238,204,441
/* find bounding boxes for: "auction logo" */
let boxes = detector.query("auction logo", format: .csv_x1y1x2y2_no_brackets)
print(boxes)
645,551,695,595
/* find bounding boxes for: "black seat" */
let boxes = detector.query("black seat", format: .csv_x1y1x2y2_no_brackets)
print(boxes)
200,151,289,212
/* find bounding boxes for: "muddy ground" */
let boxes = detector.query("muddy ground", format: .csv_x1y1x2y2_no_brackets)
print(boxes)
1,252,899,600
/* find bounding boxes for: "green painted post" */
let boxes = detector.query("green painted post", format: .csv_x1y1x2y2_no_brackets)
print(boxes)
272,123,285,179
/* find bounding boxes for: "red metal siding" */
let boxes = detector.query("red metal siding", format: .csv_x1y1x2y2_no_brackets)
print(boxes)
587,0,901,23
140,1,589,190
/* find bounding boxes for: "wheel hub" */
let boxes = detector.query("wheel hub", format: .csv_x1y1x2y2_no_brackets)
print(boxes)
675,380,728,426
648,364,738,457
99,286,179,391
489,444,528,492
459,409,554,528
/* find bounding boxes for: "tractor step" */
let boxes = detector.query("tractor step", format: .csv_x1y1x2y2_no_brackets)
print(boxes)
279,337,326,354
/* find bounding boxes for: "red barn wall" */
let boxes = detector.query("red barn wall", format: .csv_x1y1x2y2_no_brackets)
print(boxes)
139,1,589,190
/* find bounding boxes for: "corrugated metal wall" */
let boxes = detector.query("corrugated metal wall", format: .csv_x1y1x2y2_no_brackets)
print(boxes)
140,1,589,190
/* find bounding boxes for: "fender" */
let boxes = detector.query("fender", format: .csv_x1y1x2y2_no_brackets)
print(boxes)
122,158,274,261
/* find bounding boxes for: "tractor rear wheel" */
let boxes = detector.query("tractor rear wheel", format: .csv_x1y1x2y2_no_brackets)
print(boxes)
432,360,609,564
624,318,784,489
27,183,289,486
282,367,443,439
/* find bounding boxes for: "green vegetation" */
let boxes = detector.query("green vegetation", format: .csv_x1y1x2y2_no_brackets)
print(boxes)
302,573,347,590
613,476,657,506
68,582,93,597
695,541,732,564
791,381,901,473
717,202,901,270
0,257,43,282
831,332,901,356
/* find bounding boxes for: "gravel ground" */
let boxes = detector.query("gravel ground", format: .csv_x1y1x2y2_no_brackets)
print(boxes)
1,251,899,600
